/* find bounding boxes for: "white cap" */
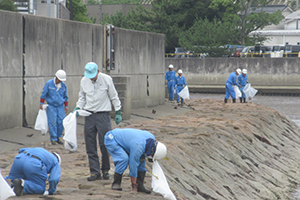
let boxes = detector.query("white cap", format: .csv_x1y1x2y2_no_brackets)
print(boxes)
52,152,61,165
242,69,247,74
236,68,241,75
55,70,66,81
153,142,167,160
178,69,183,74
168,64,174,69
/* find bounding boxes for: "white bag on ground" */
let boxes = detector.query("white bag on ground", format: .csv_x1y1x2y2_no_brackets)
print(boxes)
63,112,77,151
34,104,48,135
178,86,190,99
233,85,241,98
152,160,176,200
243,83,258,101
0,169,15,199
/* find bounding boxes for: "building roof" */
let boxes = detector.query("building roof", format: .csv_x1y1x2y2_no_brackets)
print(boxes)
250,30,300,36
285,10,300,19
250,4,292,14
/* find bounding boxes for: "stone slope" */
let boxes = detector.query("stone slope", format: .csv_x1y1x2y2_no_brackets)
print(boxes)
2,99,300,199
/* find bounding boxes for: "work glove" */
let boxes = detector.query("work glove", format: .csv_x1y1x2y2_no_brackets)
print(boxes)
73,107,80,116
115,110,122,125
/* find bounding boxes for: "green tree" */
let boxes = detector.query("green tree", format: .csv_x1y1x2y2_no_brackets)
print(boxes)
210,0,284,44
67,0,93,23
0,0,17,12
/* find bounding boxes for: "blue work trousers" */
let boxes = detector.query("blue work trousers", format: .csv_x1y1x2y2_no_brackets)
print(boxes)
167,81,175,100
47,104,65,142
8,153,47,194
239,85,246,98
225,83,236,99
104,134,146,175
176,86,184,103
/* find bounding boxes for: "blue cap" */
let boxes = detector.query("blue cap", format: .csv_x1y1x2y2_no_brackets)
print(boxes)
84,62,98,78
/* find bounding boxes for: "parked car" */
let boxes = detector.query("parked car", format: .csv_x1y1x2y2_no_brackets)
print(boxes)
240,46,254,58
253,46,272,57
284,45,300,57
174,47,194,58
231,47,244,57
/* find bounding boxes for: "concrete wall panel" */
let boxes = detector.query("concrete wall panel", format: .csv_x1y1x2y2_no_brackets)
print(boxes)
92,25,104,73
0,11,22,77
24,15,62,77
0,79,22,130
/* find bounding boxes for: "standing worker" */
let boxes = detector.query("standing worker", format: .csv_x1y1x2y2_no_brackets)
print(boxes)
238,69,248,103
40,69,68,145
5,147,61,196
165,64,176,101
104,128,167,194
224,68,241,103
175,69,187,107
73,62,122,181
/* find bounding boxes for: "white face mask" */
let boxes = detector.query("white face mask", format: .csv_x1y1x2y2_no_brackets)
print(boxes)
54,77,61,91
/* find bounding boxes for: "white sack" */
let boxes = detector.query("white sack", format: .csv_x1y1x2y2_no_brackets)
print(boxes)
152,160,176,200
233,85,241,98
77,110,92,117
243,83,258,101
63,112,77,151
178,86,190,99
0,169,15,200
34,105,48,135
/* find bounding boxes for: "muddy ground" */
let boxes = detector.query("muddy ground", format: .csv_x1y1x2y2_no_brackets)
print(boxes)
2,96,300,199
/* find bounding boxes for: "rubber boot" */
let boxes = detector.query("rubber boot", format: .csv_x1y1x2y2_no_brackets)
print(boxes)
112,173,123,191
239,97,242,103
224,98,227,103
243,97,247,103
232,98,236,103
180,101,183,107
137,171,151,194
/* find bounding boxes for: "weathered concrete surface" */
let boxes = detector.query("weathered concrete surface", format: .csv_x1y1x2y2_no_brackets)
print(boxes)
2,99,300,199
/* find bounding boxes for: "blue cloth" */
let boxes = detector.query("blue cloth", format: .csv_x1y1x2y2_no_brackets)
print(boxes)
40,78,68,142
6,148,60,195
104,128,156,178
238,74,248,98
165,71,176,100
225,72,238,100
175,75,187,103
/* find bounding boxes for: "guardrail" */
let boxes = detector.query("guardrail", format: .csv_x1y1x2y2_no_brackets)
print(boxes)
165,52,300,58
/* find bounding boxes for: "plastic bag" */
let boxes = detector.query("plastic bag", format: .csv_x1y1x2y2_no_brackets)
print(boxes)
63,112,77,151
77,110,92,117
243,83,258,101
233,85,241,98
0,169,15,199
152,160,176,200
178,86,190,99
34,105,48,135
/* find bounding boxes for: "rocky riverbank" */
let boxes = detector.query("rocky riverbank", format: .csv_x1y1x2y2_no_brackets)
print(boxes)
2,98,300,199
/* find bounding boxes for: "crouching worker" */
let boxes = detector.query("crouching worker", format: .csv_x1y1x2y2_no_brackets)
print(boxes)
104,128,167,194
5,147,61,196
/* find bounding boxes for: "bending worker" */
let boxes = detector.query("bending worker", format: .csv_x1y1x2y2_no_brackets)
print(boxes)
224,68,241,103
5,147,61,196
104,128,167,194
165,64,176,101
73,62,122,181
175,69,187,107
40,69,69,145
238,69,248,103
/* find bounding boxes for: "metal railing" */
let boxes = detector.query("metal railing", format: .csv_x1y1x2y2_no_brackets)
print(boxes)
165,52,300,58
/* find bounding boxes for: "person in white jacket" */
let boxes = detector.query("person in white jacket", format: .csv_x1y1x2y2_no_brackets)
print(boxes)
73,62,122,181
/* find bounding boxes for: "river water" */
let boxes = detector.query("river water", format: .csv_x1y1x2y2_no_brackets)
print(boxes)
190,93,300,199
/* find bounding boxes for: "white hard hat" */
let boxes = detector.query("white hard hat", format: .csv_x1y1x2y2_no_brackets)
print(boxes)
52,152,61,165
242,69,247,74
55,70,66,81
153,142,167,160
168,64,174,69
178,69,183,74
236,68,241,75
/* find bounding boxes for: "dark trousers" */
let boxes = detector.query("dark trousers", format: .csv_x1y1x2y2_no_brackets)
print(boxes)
84,112,112,175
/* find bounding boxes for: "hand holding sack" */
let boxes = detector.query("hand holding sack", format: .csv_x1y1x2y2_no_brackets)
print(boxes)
243,83,258,101
233,85,241,98
178,86,190,99
115,110,122,125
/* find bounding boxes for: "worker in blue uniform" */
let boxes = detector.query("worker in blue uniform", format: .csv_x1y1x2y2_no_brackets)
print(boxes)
104,128,167,194
238,69,248,103
6,147,61,196
40,70,69,145
165,64,176,101
175,69,187,107
224,68,241,103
